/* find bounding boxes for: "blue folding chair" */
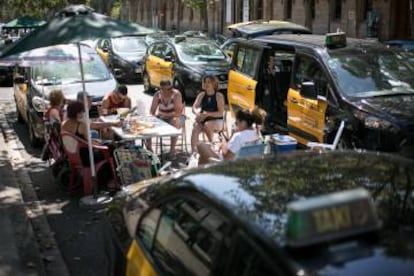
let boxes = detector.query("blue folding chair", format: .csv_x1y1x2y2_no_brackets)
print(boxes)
234,142,267,160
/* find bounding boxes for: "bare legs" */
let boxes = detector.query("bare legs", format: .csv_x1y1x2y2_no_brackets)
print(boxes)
191,120,223,153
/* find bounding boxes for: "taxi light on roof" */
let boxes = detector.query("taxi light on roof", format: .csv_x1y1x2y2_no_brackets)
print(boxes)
325,32,347,49
286,188,381,247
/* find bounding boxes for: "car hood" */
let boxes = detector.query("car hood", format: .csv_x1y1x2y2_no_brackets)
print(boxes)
33,78,117,101
115,51,146,62
187,59,230,74
349,95,414,124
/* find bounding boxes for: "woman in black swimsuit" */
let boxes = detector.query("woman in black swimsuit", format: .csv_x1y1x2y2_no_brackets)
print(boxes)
61,101,117,191
191,75,225,152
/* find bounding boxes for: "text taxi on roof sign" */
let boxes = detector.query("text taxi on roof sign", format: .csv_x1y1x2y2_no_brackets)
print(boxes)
226,32,414,158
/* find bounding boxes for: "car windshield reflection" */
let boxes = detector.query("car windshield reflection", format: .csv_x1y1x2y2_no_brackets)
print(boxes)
32,54,110,83
176,42,226,63
112,36,147,53
328,48,414,98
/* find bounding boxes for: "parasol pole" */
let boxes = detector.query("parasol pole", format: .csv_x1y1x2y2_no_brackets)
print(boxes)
76,42,97,197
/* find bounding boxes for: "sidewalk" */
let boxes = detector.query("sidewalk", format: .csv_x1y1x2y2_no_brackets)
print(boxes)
0,108,69,275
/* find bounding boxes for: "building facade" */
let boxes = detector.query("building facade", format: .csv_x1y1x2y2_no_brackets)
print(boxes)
122,0,412,41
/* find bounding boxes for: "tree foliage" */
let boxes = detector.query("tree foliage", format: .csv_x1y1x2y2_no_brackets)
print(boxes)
183,0,204,10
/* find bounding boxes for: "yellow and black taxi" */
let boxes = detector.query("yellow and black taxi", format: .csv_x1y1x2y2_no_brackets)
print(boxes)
142,36,230,101
104,151,414,275
227,32,414,158
95,35,150,81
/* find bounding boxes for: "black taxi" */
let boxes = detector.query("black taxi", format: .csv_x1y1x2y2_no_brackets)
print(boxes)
142,36,230,101
105,151,414,275
227,32,414,158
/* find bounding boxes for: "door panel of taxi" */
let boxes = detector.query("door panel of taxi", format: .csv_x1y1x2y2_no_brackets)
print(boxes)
146,43,168,87
146,43,172,87
228,45,263,118
13,66,29,122
288,54,328,145
158,44,174,83
129,194,230,275
96,39,110,64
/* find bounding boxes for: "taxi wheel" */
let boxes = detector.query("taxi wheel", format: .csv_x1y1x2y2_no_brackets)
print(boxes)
15,97,24,123
143,72,154,94
28,112,41,148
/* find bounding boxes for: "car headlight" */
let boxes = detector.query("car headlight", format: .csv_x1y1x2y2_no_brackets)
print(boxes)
32,96,49,113
189,73,202,82
363,116,393,129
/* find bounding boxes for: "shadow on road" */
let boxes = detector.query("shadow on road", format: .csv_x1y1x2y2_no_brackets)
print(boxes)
5,108,111,276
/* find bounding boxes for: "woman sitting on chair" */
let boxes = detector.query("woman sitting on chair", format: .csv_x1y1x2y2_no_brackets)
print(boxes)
197,107,266,165
191,75,225,152
61,101,118,191
147,78,183,154
44,89,65,124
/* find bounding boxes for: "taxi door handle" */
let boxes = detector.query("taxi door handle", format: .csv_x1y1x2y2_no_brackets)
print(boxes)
246,85,253,91
290,98,298,104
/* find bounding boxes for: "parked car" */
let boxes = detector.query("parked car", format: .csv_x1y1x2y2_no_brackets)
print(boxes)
227,32,414,158
95,35,149,81
13,43,117,146
227,20,312,39
104,150,414,275
143,36,230,100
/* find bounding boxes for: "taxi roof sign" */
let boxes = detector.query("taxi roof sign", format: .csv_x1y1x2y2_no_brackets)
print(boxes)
325,32,347,48
286,188,381,247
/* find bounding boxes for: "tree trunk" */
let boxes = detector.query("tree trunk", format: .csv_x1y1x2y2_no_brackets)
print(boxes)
304,0,313,30
202,0,208,32
410,0,414,37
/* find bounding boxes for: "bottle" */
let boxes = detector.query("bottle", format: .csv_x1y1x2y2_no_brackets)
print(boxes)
135,99,147,116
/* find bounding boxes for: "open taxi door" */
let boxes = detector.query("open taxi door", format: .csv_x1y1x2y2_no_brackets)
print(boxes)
227,42,264,118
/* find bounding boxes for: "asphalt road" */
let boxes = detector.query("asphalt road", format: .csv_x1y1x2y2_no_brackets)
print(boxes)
0,81,201,275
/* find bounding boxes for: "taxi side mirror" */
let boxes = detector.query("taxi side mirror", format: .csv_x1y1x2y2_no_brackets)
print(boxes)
300,81,317,100
101,46,109,53
164,56,174,63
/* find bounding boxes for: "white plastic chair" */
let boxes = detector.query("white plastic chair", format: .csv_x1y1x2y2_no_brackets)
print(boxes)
307,120,345,151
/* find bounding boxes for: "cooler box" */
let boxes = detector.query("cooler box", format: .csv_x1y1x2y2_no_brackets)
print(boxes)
270,134,297,153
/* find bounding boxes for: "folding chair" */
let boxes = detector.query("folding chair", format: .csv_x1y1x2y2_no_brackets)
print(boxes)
155,102,188,154
307,120,345,151
61,131,117,195
234,142,267,160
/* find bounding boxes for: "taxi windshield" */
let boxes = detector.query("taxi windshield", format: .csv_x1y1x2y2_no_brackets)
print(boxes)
327,48,414,97
176,42,227,63
32,51,110,84
112,36,147,53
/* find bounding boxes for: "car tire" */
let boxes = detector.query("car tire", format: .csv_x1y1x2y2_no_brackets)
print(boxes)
14,97,24,123
143,71,154,94
173,78,186,102
27,112,41,148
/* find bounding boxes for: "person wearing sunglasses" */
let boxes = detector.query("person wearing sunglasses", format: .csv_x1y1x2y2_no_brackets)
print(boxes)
148,78,183,154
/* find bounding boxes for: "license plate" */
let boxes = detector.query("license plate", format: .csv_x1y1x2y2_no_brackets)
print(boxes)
218,83,227,90
135,67,142,73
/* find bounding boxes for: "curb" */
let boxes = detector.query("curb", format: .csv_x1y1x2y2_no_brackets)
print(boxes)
0,107,69,276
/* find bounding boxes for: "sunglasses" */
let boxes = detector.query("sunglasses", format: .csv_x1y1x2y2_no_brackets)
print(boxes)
161,86,173,91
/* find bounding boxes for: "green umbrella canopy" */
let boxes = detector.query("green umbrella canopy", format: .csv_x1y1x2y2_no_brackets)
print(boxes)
3,16,46,29
0,5,155,58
